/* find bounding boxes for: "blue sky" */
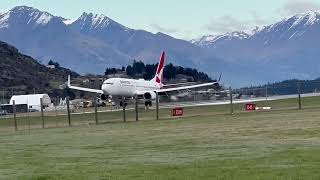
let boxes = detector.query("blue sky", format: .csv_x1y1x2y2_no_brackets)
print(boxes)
2,0,320,39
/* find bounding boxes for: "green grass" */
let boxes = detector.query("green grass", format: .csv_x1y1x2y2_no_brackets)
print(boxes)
1,99,320,179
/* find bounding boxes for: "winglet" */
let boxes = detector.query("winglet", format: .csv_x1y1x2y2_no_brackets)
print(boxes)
218,72,222,82
68,75,71,87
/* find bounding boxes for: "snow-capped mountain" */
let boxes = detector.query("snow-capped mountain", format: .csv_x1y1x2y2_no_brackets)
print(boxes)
0,6,132,73
69,11,205,66
71,12,130,32
1,6,320,86
193,11,320,49
191,31,249,48
69,12,134,49
191,10,320,85
0,6,64,30
249,11,320,48
0,6,206,76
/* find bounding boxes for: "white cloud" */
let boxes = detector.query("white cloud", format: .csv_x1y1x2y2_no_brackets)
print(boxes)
150,24,178,34
281,0,320,15
205,16,247,34
205,12,271,34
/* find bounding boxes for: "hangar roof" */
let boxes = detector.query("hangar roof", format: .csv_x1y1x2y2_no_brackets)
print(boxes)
10,94,51,106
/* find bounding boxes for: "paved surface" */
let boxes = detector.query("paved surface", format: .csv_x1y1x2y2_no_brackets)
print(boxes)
69,92,320,115
3,93,319,117
158,92,320,108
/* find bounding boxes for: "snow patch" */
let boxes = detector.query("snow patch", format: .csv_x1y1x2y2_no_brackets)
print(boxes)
63,19,75,25
192,31,249,47
35,13,52,25
290,11,319,29
0,11,10,28
77,12,131,31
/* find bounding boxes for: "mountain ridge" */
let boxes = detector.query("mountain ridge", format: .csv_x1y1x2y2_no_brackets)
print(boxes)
1,6,320,86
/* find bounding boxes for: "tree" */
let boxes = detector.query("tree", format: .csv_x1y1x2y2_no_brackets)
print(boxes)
132,60,146,74
105,67,118,75
48,60,60,68
121,60,212,82
126,65,135,77
143,64,157,80
164,63,177,80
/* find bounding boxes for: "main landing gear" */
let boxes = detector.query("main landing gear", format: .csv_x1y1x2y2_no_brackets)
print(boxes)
145,101,152,107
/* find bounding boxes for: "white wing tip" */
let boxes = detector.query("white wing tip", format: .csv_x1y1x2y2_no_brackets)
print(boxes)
67,75,71,87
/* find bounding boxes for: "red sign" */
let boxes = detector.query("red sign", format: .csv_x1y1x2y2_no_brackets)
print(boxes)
245,104,256,111
172,107,184,116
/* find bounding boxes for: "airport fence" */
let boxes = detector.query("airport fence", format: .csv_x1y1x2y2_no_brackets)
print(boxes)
1,81,320,133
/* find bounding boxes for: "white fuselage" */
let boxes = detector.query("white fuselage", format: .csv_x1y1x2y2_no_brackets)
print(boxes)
101,78,160,97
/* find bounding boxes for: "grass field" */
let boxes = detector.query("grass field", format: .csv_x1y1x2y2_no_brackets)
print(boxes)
1,97,320,179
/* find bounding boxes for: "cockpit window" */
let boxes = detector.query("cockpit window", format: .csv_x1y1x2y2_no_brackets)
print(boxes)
104,82,114,85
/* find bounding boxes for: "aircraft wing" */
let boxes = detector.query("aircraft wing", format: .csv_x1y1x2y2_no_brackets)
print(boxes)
67,76,103,94
156,82,218,93
162,82,197,87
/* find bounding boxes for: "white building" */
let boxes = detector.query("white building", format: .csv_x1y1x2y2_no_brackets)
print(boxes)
10,94,52,111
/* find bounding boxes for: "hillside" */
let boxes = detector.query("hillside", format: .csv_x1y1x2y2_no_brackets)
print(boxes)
236,78,320,97
0,41,79,99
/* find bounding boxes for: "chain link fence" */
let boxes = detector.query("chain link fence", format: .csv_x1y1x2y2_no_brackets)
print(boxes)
1,81,320,133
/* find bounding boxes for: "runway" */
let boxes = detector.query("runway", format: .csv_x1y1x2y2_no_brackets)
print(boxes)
37,92,320,116
158,92,320,109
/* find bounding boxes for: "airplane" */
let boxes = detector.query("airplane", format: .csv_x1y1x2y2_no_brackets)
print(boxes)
68,51,221,107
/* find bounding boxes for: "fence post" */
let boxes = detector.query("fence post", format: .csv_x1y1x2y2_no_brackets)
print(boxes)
66,96,71,126
122,97,126,123
26,101,30,130
40,98,44,128
156,92,159,120
55,97,58,116
229,86,234,114
13,100,17,131
297,83,302,110
55,97,58,127
94,97,98,125
265,84,268,105
135,95,139,121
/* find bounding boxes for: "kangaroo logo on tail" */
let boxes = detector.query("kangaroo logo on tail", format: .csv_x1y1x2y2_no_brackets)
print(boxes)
152,51,165,87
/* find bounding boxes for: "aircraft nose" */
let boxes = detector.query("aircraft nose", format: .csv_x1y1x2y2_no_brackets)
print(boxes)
102,84,110,94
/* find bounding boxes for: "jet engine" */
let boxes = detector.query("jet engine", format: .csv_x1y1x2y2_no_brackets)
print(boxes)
144,92,156,100
144,92,156,107
100,94,109,101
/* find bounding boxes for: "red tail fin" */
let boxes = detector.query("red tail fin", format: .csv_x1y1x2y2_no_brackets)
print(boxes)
152,51,165,86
